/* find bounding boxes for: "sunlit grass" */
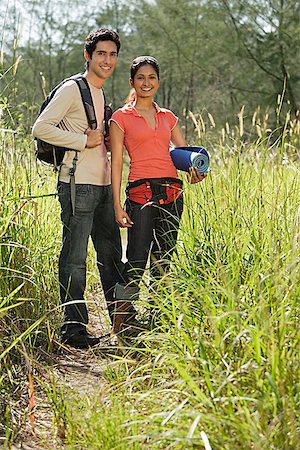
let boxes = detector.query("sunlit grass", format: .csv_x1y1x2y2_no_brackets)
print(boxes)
0,128,61,443
38,115,300,449
1,102,299,448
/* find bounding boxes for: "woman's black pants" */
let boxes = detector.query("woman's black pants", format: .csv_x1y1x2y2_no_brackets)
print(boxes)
123,196,184,286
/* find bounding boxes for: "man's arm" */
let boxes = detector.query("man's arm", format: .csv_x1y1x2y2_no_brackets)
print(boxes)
32,81,88,151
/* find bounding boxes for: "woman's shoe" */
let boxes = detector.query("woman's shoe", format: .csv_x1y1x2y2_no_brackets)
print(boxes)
112,300,137,334
119,317,149,338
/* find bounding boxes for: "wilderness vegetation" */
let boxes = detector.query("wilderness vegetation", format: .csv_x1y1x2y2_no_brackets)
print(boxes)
1,0,300,448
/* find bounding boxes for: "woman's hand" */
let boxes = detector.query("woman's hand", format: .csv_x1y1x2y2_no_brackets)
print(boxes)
114,205,134,228
187,167,207,184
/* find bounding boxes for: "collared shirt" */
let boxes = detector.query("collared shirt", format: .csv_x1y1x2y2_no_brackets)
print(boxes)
111,101,178,181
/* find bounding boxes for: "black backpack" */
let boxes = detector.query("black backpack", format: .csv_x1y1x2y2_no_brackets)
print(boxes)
35,73,113,170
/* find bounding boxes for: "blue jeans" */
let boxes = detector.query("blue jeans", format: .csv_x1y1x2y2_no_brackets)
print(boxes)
58,182,124,336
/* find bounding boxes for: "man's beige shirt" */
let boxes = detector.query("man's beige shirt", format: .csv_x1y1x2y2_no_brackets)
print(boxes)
32,79,111,185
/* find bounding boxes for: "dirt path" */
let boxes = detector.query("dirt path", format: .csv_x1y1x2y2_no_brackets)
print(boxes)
12,288,117,450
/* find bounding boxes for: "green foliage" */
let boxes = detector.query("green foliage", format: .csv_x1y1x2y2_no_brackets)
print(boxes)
1,0,299,133
0,122,60,441
26,113,299,450
0,131,60,314
0,6,299,446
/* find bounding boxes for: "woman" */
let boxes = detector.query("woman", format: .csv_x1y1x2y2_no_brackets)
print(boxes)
110,56,206,334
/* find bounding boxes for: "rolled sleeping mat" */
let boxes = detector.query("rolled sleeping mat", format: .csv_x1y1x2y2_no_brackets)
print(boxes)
170,146,210,174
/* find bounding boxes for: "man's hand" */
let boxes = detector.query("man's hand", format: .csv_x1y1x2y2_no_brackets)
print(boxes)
187,167,207,184
85,128,103,148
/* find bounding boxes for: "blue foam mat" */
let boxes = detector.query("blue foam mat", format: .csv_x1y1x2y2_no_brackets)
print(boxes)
170,146,209,174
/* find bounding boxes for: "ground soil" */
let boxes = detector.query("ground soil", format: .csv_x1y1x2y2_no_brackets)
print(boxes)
11,288,116,450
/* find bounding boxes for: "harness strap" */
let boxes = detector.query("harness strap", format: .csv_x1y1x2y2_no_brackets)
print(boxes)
126,178,183,205
127,177,180,189
150,181,168,204
69,152,78,215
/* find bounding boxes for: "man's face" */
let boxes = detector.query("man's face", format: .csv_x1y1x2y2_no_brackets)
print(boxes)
85,40,118,80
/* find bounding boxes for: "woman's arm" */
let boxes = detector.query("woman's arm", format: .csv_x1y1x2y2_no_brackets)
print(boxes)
171,123,207,185
110,121,133,228
171,123,187,147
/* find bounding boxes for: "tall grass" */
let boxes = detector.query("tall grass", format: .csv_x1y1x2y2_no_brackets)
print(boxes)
1,56,299,447
0,129,60,322
0,126,61,443
37,112,299,449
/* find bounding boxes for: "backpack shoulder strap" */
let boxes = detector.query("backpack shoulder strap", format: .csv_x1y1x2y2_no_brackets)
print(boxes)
39,78,68,113
72,75,97,130
46,74,104,132
103,89,107,108
102,89,113,135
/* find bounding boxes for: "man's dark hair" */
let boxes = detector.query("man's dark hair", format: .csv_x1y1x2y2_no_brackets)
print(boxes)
130,56,160,80
85,28,121,58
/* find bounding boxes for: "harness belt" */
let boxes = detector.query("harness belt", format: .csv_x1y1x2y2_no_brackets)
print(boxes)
126,177,183,205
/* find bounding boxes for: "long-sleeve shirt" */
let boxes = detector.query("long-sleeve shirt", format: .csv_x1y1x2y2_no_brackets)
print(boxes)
32,78,111,185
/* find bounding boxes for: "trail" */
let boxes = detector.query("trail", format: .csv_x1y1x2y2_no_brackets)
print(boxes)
12,233,131,449
12,288,116,450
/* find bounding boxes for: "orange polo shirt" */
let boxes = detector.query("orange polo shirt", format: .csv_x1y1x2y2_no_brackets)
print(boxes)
111,102,179,181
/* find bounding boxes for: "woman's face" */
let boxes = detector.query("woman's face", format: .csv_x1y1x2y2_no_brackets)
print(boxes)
130,64,160,99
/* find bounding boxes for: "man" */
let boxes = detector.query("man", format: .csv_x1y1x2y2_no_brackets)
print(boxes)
32,29,124,349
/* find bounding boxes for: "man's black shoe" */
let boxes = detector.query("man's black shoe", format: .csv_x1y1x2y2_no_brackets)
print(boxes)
61,330,100,349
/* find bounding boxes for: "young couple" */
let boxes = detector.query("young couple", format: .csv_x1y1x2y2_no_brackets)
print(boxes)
32,28,206,349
